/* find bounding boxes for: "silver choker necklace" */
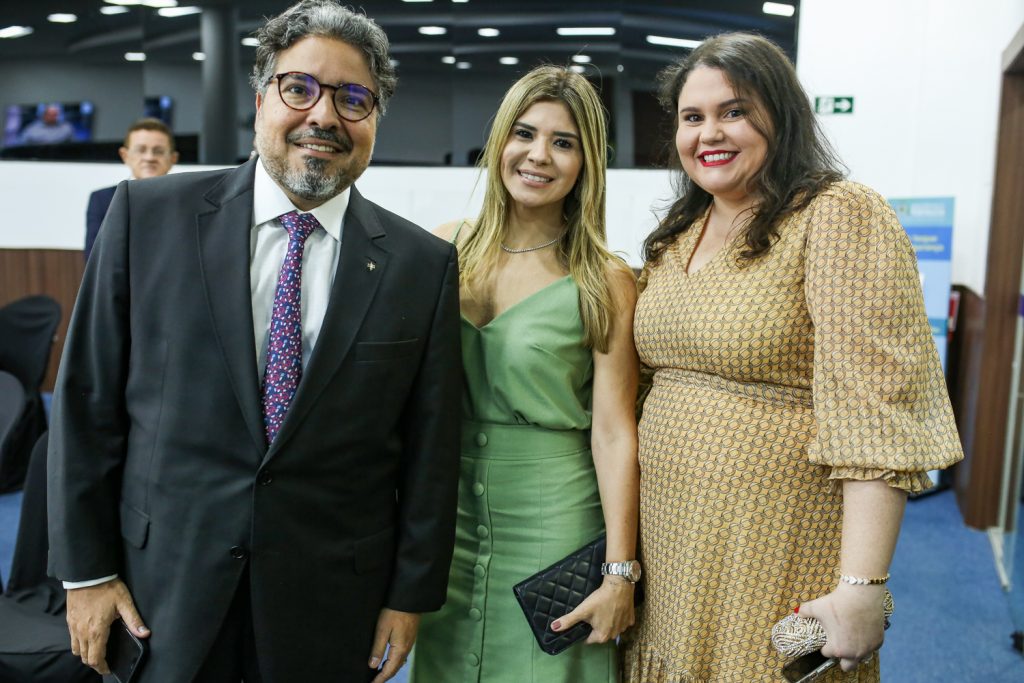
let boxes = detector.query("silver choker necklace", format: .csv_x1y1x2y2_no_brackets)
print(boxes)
500,230,566,254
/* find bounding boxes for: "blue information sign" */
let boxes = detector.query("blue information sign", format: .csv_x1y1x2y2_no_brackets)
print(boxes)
888,197,954,369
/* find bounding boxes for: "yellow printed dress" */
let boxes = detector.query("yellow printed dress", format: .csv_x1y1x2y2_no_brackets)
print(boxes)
410,276,617,683
622,182,963,682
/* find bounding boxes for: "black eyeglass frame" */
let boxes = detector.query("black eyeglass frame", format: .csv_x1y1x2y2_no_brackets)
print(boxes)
271,72,380,122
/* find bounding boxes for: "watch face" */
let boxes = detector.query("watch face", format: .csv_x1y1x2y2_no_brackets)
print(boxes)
627,563,642,582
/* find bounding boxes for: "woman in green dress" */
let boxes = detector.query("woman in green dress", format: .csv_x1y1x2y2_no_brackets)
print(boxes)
409,66,641,683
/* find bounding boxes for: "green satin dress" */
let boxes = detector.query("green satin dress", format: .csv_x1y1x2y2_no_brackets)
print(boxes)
410,275,617,683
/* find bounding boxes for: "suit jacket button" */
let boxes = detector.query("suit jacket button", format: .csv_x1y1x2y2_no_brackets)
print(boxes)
258,471,273,486
230,546,247,560
475,432,488,447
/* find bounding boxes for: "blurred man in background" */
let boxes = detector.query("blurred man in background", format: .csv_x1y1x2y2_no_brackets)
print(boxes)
84,118,178,261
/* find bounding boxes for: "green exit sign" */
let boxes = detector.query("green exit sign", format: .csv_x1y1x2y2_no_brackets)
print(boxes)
815,96,854,114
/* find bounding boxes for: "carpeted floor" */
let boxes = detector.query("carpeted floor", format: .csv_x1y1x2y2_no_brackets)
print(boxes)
2,488,1022,681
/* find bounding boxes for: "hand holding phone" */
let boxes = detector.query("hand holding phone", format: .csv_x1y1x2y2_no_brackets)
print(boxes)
106,618,148,683
780,650,837,683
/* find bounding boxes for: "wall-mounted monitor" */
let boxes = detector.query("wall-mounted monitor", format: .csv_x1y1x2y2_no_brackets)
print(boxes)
3,101,94,147
143,96,173,127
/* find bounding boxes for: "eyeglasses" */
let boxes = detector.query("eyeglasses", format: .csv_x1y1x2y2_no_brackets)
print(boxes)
271,72,379,122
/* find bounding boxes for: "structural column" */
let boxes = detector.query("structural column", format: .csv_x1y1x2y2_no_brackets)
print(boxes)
200,4,238,164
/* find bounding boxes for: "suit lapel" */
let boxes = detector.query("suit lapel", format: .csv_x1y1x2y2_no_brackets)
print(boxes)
266,187,390,458
196,158,266,456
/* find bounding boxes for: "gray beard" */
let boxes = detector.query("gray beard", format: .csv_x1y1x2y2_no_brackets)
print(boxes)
263,154,350,203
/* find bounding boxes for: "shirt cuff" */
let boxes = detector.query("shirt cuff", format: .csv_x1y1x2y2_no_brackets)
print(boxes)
63,574,118,589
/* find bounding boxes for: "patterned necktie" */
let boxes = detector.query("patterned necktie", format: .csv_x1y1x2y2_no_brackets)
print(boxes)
261,210,320,444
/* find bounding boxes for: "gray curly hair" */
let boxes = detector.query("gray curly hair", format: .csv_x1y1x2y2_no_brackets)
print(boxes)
249,0,397,116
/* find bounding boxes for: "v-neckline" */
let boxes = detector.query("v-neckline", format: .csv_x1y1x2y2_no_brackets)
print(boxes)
682,211,734,277
461,275,571,331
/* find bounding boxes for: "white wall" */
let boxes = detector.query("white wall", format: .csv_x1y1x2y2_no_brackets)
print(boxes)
0,161,671,266
797,0,1024,294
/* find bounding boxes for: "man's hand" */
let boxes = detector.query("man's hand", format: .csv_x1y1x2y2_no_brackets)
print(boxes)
66,579,150,675
367,608,420,683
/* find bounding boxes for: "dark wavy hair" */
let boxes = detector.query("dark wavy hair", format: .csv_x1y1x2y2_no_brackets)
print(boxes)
249,0,397,116
643,32,845,266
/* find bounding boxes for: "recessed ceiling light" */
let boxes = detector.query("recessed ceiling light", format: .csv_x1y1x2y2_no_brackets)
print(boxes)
571,54,591,63
646,35,702,49
617,64,624,73
100,6,130,14
499,56,519,65
441,55,456,64
418,26,447,36
569,65,586,74
141,0,179,7
158,6,201,17
192,51,205,61
241,37,259,47
452,0,469,3
762,2,796,17
478,28,499,38
556,27,615,36
455,61,471,69
124,51,147,61
105,1,142,5
402,0,433,3
389,58,400,67
0,26,33,39
47,13,78,23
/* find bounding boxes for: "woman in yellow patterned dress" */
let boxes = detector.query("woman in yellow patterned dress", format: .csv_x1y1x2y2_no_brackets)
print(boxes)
623,33,963,682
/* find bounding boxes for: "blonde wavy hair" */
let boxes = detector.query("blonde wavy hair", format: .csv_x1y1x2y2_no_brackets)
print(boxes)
458,65,628,353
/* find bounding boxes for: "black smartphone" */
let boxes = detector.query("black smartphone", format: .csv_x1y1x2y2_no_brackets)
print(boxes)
781,650,836,683
106,619,147,683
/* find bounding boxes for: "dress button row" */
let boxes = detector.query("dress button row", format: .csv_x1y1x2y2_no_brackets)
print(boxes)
473,564,485,578
468,607,482,621
476,525,489,539
472,482,485,496
475,432,488,447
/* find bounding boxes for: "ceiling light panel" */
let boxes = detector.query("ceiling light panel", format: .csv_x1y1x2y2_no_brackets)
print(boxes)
556,27,615,36
647,35,702,49
124,51,147,61
100,6,130,14
419,26,447,36
478,28,499,37
47,13,78,23
0,26,33,39
763,2,796,17
158,6,201,17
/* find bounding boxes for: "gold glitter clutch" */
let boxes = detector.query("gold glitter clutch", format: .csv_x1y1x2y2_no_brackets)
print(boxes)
771,590,895,659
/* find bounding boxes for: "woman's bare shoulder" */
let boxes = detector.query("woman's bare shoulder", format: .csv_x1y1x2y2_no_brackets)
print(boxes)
433,218,476,243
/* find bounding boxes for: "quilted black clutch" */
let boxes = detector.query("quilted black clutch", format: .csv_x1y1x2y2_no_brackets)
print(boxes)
512,535,642,655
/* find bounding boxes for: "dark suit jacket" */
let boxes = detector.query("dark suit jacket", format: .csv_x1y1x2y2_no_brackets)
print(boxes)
48,158,462,682
84,185,116,262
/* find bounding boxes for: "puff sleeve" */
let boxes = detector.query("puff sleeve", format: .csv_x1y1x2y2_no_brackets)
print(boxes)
803,182,963,493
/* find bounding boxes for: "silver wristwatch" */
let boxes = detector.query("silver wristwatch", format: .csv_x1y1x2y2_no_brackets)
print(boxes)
601,560,642,583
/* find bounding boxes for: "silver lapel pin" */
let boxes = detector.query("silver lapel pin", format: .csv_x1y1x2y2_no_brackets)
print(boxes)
366,259,376,272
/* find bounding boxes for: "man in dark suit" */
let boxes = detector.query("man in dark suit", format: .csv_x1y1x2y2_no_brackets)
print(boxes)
47,2,461,681
84,118,178,261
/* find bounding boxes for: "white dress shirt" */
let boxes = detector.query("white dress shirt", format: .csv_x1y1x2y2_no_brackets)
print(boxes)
64,159,349,589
